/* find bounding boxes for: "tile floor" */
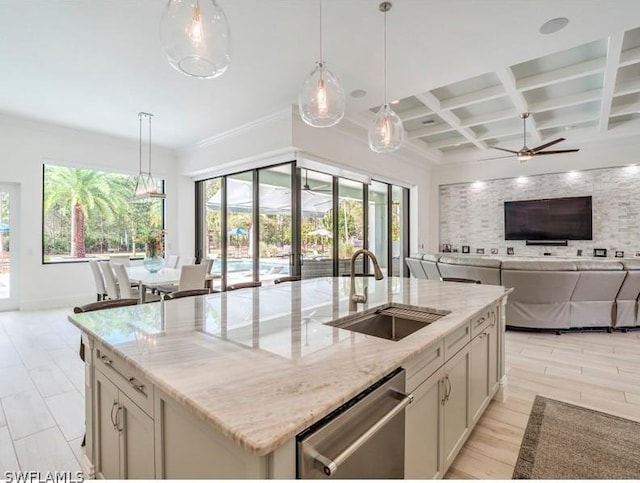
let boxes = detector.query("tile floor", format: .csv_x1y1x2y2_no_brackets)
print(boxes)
0,307,639,477
0,308,84,473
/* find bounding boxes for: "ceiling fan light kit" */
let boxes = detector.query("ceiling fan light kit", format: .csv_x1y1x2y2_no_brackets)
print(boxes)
488,112,579,163
368,1,405,154
160,0,231,79
299,0,346,128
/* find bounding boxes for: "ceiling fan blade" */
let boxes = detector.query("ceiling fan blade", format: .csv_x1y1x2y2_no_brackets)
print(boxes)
534,149,580,155
490,146,519,154
478,154,515,161
532,138,565,152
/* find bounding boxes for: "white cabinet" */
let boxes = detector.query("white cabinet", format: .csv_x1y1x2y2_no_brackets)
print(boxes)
441,347,470,469
405,368,443,479
404,302,504,479
94,368,155,479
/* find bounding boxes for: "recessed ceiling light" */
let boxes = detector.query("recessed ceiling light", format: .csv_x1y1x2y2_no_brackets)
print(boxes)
539,17,569,35
350,89,367,98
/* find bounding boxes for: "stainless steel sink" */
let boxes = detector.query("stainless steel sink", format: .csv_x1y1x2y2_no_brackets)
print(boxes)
327,306,448,341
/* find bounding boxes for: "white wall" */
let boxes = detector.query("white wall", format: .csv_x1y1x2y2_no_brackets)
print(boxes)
0,114,178,310
429,137,640,252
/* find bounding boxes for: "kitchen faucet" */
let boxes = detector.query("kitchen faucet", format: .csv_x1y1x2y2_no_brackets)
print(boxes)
349,249,384,311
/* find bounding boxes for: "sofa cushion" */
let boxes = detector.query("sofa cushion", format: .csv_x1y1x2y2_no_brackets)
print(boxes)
421,254,440,262
409,253,424,259
575,260,623,271
622,259,640,270
438,255,501,269
501,260,577,271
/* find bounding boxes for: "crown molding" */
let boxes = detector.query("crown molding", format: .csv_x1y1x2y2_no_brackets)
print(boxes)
179,107,293,156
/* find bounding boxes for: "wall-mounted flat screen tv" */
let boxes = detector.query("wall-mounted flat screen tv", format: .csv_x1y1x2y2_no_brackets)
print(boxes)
504,196,592,240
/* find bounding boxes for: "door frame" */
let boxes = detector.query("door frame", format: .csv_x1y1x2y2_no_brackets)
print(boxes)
0,182,20,311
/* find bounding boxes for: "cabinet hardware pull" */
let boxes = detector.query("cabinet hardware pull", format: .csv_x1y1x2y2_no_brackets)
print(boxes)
110,401,118,430
479,332,488,338
311,389,413,477
101,355,113,366
115,405,123,432
127,377,146,395
440,379,447,405
445,376,452,401
475,317,485,326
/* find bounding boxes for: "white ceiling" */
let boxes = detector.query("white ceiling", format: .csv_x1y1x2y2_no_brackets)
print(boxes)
1,0,640,161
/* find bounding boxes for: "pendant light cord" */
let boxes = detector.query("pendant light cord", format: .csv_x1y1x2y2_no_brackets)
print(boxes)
383,8,387,104
148,114,152,174
319,0,323,62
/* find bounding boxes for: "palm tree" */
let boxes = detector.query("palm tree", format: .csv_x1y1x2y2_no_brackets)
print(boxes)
44,166,129,258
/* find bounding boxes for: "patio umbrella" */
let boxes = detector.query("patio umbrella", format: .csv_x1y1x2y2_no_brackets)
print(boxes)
227,227,248,236
308,228,332,237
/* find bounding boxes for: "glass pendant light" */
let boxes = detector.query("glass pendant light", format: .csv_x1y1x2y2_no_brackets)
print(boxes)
368,1,405,153
133,113,166,202
160,0,231,79
298,0,345,128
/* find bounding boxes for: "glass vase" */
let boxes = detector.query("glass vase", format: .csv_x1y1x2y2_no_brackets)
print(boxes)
143,255,165,273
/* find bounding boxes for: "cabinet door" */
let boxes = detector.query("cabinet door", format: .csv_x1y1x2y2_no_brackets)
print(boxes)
469,332,490,424
487,315,499,393
442,349,470,470
405,369,443,479
94,370,120,479
119,392,155,478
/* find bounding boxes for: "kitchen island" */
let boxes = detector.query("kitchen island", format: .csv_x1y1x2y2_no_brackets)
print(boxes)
68,276,510,479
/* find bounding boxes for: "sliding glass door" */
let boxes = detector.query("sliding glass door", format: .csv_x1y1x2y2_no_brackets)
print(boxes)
196,161,410,290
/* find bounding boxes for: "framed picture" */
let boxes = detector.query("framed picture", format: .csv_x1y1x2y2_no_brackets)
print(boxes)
441,243,452,253
476,248,485,254
594,248,607,257
506,247,514,255
490,248,498,255
615,250,624,258
462,245,470,254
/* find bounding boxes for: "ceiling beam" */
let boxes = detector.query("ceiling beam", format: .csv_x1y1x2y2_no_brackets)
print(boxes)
536,111,600,131
529,88,602,114
407,123,455,140
415,92,488,150
440,85,506,111
599,32,624,132
496,68,541,145
619,45,640,67
398,105,432,122
459,108,517,128
614,78,640,97
516,57,606,91
610,100,640,117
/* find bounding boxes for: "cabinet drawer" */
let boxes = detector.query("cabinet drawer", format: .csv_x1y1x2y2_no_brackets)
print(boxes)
95,345,154,417
405,341,444,393
443,322,470,360
470,311,492,339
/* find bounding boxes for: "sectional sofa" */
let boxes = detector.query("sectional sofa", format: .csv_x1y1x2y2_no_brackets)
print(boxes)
405,253,640,330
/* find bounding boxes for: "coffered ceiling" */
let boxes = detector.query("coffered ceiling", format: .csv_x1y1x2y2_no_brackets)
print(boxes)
1,0,640,166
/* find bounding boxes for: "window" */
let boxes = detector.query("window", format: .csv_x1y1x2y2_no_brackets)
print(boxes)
42,164,164,263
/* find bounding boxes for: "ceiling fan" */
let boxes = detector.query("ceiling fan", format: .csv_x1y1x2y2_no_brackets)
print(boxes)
303,169,332,193
486,112,580,162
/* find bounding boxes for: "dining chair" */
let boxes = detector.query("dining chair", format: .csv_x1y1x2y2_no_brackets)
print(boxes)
163,288,215,300
178,264,209,290
273,276,301,284
88,259,107,301
112,263,139,299
109,254,131,267
226,281,262,291
200,257,214,274
165,255,180,269
179,257,196,268
102,262,120,300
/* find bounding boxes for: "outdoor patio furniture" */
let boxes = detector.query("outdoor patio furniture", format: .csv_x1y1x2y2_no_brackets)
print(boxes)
102,262,120,300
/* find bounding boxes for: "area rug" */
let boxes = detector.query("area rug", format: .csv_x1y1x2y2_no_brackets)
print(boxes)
513,395,640,479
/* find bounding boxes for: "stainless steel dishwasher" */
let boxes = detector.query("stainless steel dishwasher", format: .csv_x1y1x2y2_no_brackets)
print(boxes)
296,368,413,479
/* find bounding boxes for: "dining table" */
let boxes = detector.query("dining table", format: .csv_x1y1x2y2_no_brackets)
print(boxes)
126,266,214,303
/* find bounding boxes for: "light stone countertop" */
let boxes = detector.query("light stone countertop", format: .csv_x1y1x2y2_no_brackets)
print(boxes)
68,277,508,456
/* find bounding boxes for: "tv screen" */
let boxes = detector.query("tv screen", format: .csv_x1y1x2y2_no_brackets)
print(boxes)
504,196,592,240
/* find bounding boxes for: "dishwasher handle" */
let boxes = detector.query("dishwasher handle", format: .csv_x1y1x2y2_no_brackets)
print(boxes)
312,389,414,477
